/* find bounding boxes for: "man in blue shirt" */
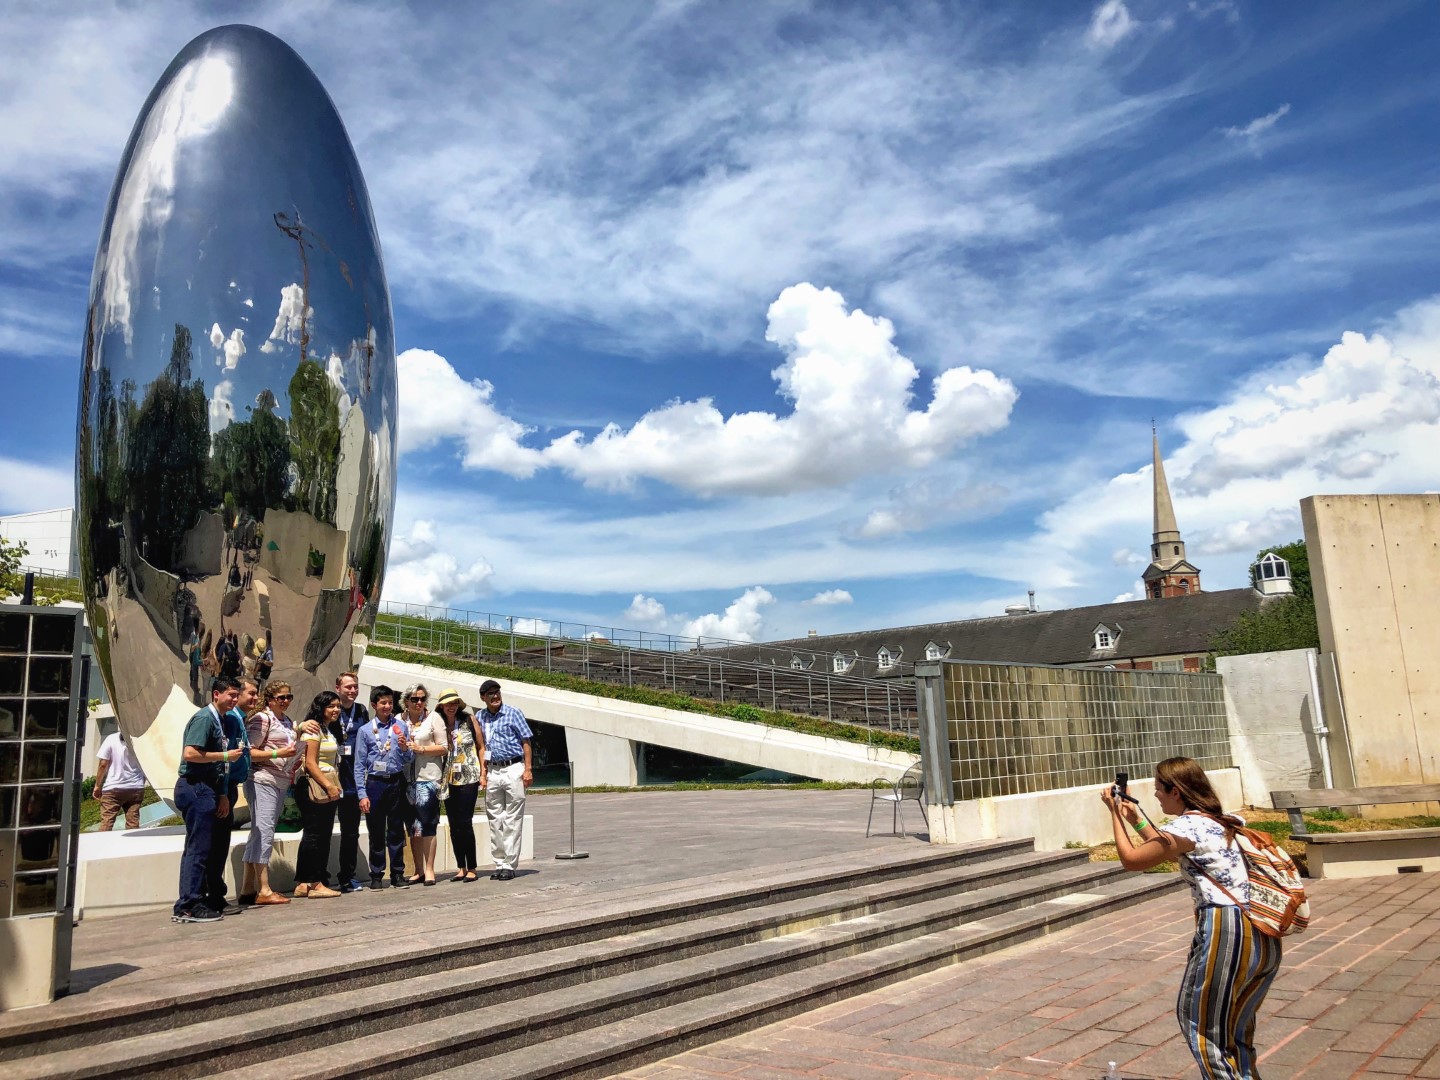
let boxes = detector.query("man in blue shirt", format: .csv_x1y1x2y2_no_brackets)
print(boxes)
204,676,256,915
355,684,413,889
333,671,369,892
477,679,532,881
174,676,244,923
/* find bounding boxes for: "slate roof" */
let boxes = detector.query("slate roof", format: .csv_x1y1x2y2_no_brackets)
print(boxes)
750,588,1267,674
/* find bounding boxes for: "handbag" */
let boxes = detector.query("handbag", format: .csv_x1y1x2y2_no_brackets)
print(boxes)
306,766,340,804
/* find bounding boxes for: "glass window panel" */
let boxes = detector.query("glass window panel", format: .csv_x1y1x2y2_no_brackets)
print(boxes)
0,613,26,653
27,657,72,697
0,745,18,784
15,826,61,871
12,872,58,915
22,743,65,782
18,785,62,828
0,657,23,695
0,697,20,738
23,700,67,739
0,785,15,828
30,614,75,655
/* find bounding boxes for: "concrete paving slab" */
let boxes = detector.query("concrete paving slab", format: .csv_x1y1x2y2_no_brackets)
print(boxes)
630,870,1440,1079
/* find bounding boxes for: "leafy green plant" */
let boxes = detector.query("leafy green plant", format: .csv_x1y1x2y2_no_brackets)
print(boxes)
1309,808,1346,821
730,704,764,723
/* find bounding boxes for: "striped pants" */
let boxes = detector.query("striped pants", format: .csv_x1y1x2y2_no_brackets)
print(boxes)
1178,905,1283,1079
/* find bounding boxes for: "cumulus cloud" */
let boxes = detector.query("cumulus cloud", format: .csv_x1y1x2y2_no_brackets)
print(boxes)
1111,548,1144,567
511,617,554,636
397,348,545,476
1112,579,1146,603
383,519,495,606
803,589,853,606
259,283,311,354
412,284,1016,497
623,594,668,627
1191,508,1302,556
208,380,235,435
1318,449,1390,480
1222,103,1291,153
209,323,245,370
1182,329,1440,495
683,586,775,643
1085,0,1137,49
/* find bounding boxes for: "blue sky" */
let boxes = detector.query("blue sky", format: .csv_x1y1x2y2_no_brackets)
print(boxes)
4,0,1440,643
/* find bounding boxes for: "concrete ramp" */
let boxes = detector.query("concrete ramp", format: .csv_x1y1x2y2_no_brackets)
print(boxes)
360,654,916,786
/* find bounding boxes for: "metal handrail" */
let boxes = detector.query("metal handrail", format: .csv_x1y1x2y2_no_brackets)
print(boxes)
372,602,915,736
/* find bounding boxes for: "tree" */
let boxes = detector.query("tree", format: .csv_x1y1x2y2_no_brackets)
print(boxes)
0,534,28,579
287,359,341,524
1211,540,1320,656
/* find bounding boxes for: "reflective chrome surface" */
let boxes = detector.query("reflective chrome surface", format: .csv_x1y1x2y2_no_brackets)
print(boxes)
76,25,396,796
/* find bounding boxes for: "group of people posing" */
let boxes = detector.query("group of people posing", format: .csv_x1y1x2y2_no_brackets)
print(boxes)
172,671,533,923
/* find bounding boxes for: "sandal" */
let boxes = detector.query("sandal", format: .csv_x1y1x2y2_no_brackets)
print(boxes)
293,884,310,898
308,883,340,898
254,892,290,905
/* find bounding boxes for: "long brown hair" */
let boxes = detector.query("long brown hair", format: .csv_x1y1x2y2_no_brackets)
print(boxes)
1155,756,1241,836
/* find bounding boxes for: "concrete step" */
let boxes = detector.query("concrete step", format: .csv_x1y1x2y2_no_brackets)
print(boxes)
0,840,1034,1059
430,874,1180,1080
8,850,1178,1080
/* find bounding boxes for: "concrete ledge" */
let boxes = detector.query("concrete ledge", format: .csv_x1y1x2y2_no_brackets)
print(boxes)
1301,828,1440,879
75,814,534,919
927,768,1244,850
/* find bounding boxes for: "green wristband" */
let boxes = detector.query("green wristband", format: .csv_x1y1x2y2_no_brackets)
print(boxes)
1133,817,1148,831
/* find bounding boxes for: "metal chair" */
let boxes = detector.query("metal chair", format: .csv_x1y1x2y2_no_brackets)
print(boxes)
866,760,927,838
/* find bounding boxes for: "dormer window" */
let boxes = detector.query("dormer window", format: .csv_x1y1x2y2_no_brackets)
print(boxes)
1093,623,1120,650
790,655,805,670
877,647,896,670
832,652,856,675
923,640,950,661
1257,552,1289,580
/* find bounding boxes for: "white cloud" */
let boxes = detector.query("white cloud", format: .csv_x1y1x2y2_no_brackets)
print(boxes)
682,586,775,643
1222,103,1291,153
1182,329,1440,495
397,348,544,476
1085,1,1137,49
401,285,1016,499
259,283,311,355
208,324,245,370
383,518,495,606
855,479,1008,539
511,617,554,637
623,594,668,627
1318,449,1390,480
0,457,73,515
804,589,853,606
208,380,235,435
1191,508,1301,556
1112,579,1145,603
1111,548,1144,567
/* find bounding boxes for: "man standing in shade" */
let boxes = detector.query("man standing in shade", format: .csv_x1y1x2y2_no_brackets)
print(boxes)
477,679,532,881
94,729,147,831
204,676,255,914
355,684,413,889
173,677,244,923
333,671,370,893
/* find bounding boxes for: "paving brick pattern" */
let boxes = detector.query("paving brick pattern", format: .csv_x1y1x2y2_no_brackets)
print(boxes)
627,873,1440,1079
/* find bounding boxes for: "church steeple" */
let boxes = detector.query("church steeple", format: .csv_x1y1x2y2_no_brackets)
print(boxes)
1142,431,1201,599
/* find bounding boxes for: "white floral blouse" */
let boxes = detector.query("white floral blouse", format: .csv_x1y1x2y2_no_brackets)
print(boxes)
1162,811,1250,909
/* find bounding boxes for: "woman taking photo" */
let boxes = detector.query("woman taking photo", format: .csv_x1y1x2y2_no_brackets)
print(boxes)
1102,757,1282,1080
437,688,484,883
293,691,343,898
239,681,299,905
403,682,445,886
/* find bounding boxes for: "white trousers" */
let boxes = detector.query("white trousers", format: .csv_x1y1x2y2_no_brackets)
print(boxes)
484,762,525,871
243,779,288,864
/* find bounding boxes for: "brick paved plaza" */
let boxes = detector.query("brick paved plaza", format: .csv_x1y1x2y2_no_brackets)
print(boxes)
629,871,1440,1079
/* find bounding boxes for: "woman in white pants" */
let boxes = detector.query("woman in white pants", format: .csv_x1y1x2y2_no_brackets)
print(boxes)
240,682,299,905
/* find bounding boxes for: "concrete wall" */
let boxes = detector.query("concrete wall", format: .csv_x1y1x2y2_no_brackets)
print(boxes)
930,769,1244,850
1302,495,1440,795
360,655,916,785
1218,649,1328,805
565,728,638,787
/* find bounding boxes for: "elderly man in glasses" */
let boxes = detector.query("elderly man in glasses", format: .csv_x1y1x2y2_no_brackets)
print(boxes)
477,679,533,881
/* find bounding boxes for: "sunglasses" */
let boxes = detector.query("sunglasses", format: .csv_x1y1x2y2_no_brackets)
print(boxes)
409,695,428,703
274,694,293,701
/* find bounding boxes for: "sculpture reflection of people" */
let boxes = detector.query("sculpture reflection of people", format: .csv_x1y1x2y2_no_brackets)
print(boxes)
292,691,343,899
204,676,256,915
404,682,445,886
437,689,484,883
94,728,147,831
1102,757,1282,1080
172,676,244,924
240,681,299,905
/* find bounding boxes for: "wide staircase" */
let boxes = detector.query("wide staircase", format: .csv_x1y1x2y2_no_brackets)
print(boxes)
2,840,1179,1079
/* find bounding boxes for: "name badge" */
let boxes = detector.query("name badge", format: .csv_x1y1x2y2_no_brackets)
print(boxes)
341,745,354,758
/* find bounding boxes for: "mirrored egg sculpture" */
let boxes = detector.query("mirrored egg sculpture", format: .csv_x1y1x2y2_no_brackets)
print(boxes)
76,25,396,799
